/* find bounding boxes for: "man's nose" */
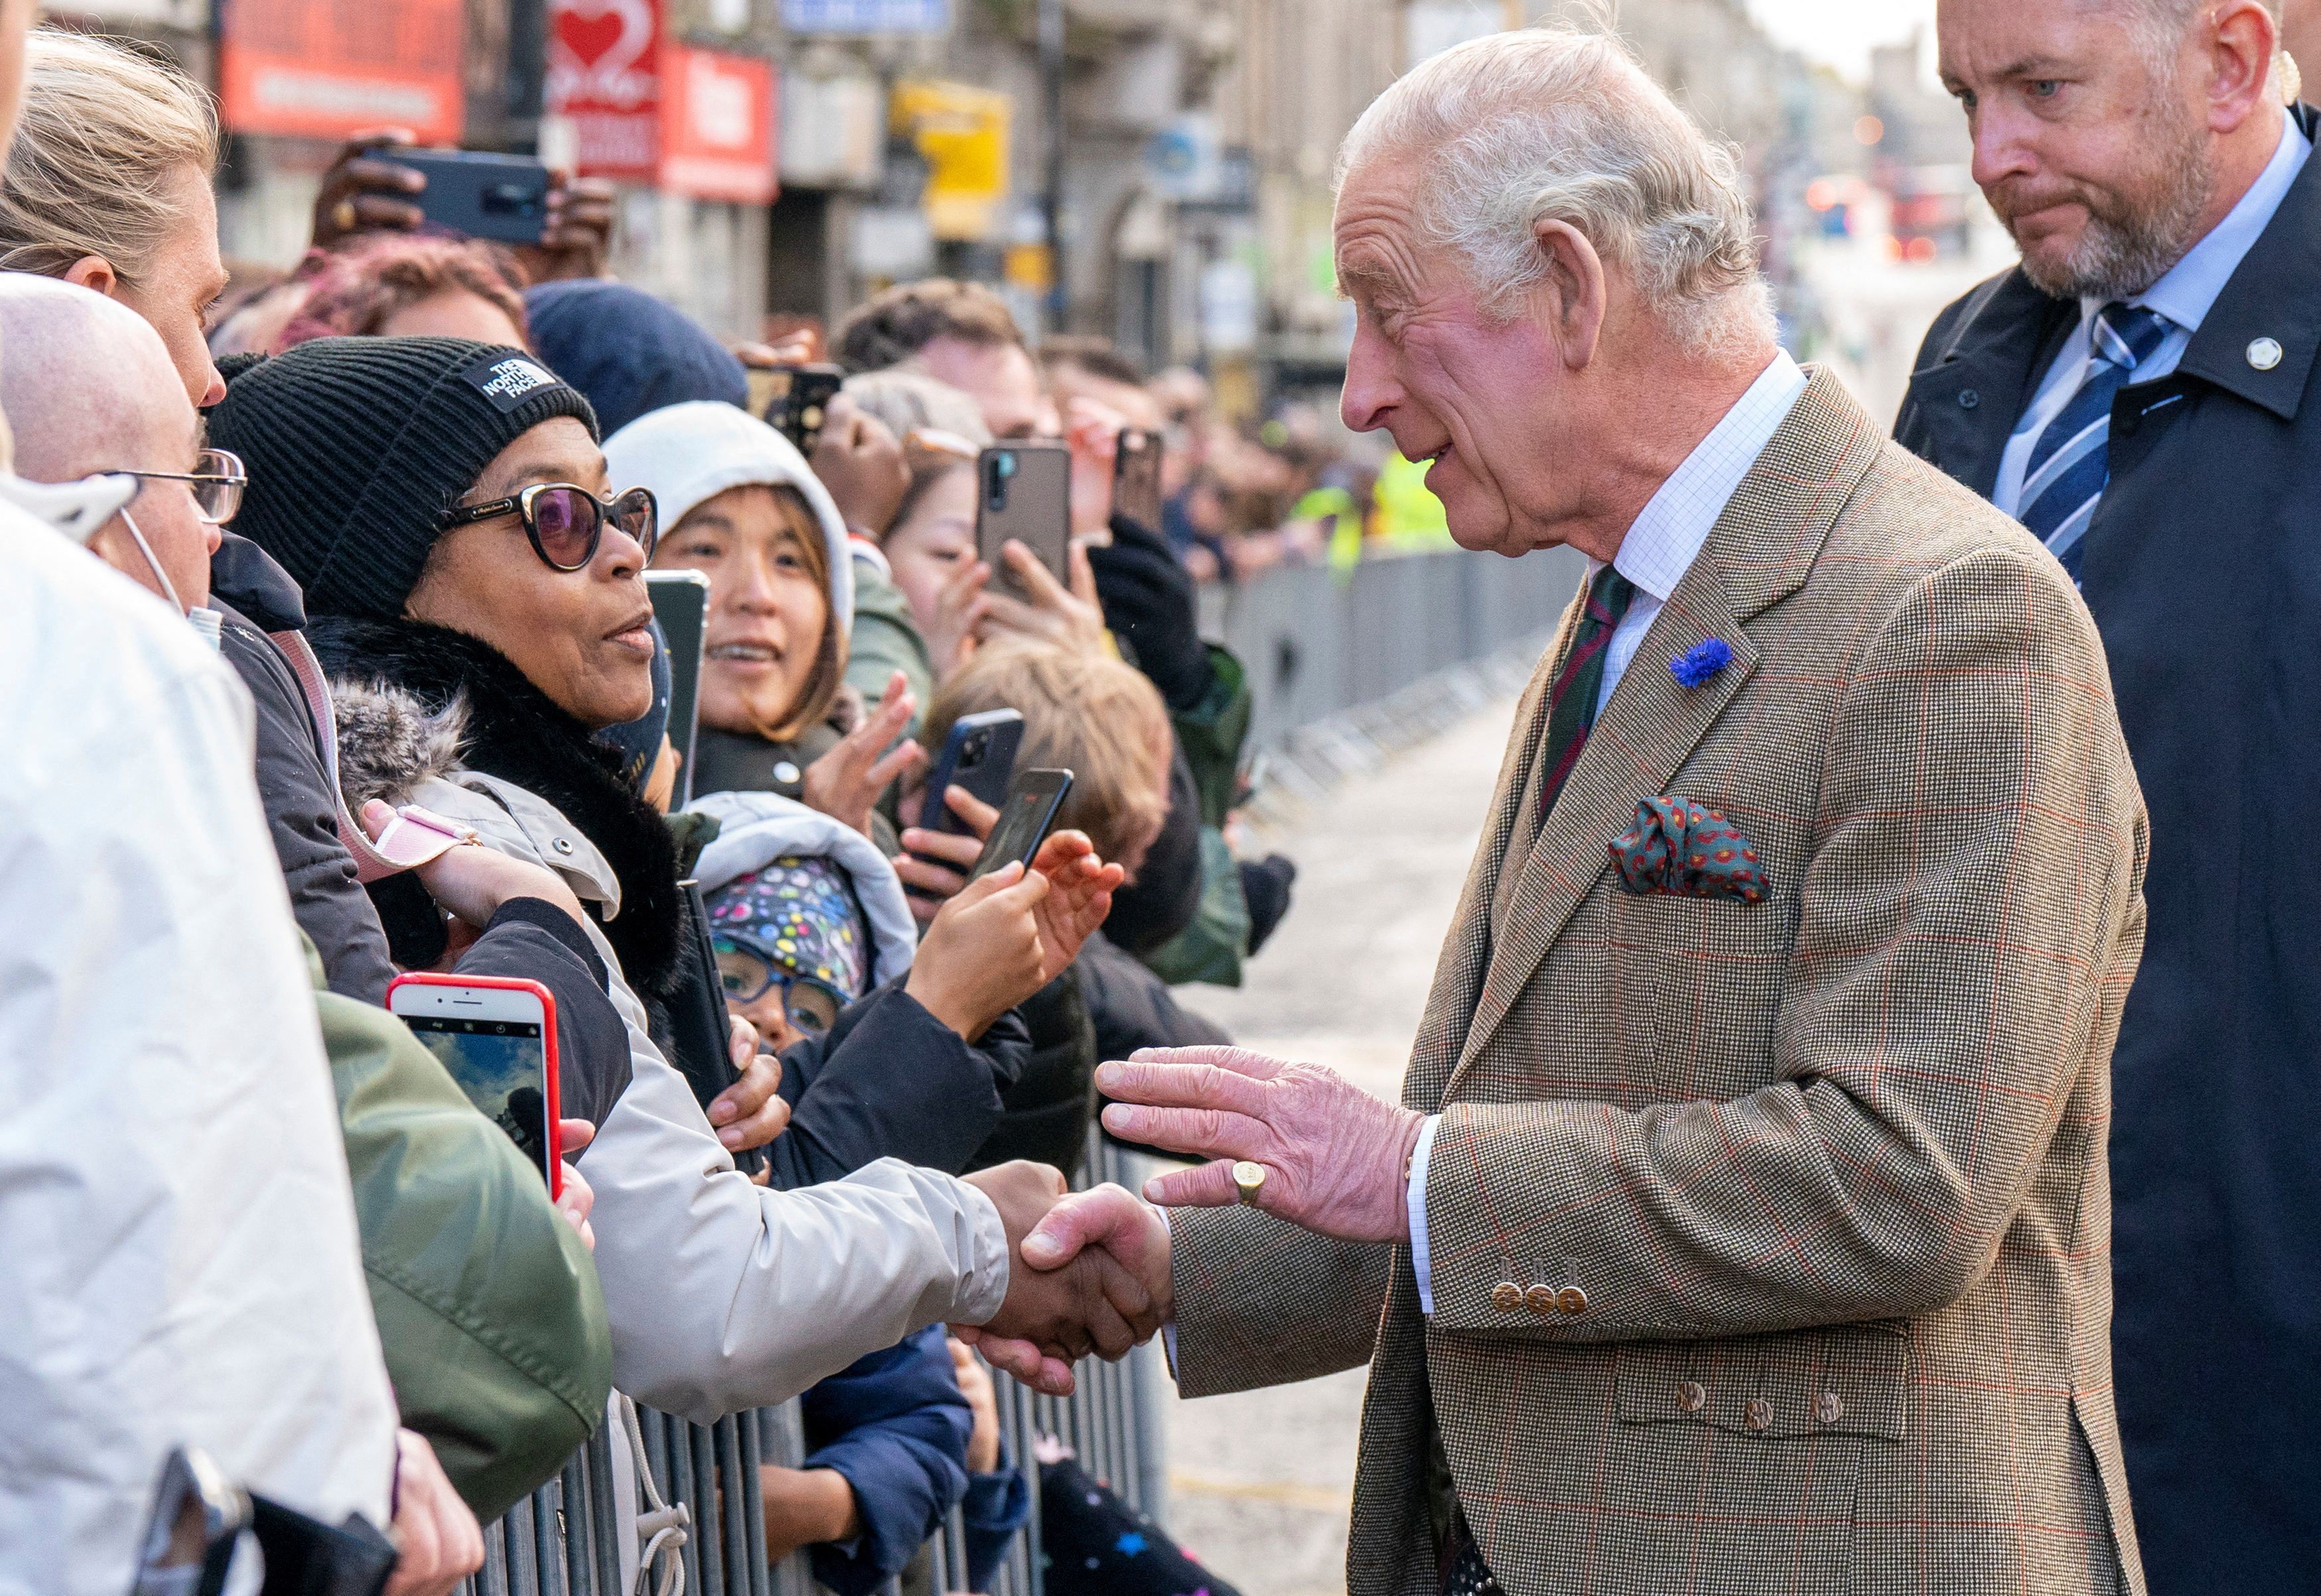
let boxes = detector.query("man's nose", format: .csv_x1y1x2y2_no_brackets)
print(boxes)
1968,104,2037,198
196,356,226,410
1340,322,1397,435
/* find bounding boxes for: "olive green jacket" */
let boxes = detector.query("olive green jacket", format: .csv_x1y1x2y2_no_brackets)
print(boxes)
1141,645,1256,987
312,948,612,1520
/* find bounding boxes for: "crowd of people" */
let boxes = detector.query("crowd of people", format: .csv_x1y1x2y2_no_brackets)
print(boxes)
0,21,1274,1596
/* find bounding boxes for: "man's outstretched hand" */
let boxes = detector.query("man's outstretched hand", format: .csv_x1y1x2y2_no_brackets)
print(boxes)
954,1163,1171,1394
1098,1046,1426,1244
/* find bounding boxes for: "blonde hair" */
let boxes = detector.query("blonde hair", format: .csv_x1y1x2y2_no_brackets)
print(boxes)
922,643,1172,865
0,32,220,288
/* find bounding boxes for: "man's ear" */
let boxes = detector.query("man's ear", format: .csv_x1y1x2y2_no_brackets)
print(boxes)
60,255,121,300
1532,219,1607,370
2208,0,2280,132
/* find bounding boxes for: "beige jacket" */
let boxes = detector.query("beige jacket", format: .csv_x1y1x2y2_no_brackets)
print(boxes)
1168,371,2151,1596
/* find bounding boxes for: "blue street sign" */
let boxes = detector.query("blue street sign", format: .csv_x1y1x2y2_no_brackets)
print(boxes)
781,0,950,34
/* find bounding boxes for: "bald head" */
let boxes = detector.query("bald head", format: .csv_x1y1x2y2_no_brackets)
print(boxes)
0,271,192,483
0,272,216,607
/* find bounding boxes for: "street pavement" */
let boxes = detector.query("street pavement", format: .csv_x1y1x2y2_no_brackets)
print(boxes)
1151,689,1526,1596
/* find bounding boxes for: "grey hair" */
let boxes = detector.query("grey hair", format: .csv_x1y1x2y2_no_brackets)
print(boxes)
2123,0,2285,81
1338,27,1774,356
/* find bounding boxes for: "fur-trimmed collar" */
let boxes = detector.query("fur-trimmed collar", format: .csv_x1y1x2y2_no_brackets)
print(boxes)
309,615,684,1003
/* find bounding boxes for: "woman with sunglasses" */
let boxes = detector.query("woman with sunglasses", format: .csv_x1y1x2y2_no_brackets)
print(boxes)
210,336,1163,1434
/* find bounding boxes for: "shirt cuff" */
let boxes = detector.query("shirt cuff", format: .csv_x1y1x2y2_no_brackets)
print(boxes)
1407,1115,1442,1316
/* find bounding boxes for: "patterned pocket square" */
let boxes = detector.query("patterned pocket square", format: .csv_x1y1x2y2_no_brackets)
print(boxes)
1609,796,1769,904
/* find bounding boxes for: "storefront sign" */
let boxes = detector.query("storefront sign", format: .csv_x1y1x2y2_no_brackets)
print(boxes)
889,80,1009,243
546,0,663,179
218,0,465,143
659,46,777,204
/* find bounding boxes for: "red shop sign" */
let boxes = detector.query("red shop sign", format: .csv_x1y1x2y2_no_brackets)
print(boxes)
546,0,662,180
659,46,777,204
218,0,464,143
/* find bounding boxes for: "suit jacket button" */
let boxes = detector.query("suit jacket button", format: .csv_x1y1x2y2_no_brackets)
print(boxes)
1814,1392,1845,1425
1523,1284,1557,1316
1490,1282,1523,1312
1678,1381,1707,1414
1745,1397,1773,1432
1554,1286,1588,1315
1958,389,1980,409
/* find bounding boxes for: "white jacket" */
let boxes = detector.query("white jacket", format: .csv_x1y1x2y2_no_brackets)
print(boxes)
0,507,397,1594
396,768,1012,1422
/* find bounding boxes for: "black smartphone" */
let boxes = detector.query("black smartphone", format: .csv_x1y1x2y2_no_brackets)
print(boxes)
919,708,1025,835
1111,426,1163,529
386,149,552,245
975,442,1072,601
646,569,710,808
761,363,846,455
968,767,1074,881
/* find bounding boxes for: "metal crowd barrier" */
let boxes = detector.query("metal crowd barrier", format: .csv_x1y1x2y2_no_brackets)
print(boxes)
1197,543,1590,754
456,1133,1166,1596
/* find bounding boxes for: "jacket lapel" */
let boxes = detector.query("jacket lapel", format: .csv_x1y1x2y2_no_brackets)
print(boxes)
1901,271,2075,498
1446,369,1887,1089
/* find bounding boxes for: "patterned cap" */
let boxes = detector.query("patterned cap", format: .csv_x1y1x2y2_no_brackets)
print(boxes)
704,854,871,999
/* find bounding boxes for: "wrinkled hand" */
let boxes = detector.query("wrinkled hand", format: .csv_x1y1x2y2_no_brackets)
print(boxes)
311,130,426,246
515,172,615,282
383,1429,483,1596
798,672,924,836
809,395,910,538
966,1183,1173,1390
952,1162,1161,1394
979,540,1108,657
708,1039,793,1153
906,863,1050,1039
359,799,587,930
556,1119,596,1251
1098,1046,1426,1244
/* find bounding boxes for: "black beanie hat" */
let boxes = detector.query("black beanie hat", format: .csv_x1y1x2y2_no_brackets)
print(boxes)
209,336,599,619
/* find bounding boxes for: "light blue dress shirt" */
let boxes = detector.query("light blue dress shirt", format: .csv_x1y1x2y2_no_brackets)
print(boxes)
1406,350,1808,1312
1994,108,2311,517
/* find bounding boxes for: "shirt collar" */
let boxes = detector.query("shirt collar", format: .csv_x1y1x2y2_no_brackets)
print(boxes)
2108,108,2310,335
1608,349,1808,603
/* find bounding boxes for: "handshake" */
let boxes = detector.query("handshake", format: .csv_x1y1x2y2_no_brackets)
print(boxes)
952,1160,1174,1394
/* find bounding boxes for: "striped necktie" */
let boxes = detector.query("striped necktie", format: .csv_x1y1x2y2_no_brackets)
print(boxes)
1535,563,1635,821
2019,302,2171,578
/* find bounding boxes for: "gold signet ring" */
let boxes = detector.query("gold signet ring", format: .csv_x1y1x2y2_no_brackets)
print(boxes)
1231,1160,1268,1205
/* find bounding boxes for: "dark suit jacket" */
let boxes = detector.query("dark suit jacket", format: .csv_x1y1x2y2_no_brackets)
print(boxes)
1895,105,2321,1593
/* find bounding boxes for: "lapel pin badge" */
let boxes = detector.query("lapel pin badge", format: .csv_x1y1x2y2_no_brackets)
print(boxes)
2248,337,2284,372
1670,637,1732,689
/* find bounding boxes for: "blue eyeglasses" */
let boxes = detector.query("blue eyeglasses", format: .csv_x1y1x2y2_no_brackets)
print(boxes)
712,936,848,1035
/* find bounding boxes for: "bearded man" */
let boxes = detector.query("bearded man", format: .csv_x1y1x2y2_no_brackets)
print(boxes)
1895,1,2320,1587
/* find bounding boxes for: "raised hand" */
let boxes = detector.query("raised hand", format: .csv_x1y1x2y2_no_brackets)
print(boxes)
897,785,1122,965
954,1162,1165,1394
1096,1046,1426,1244
798,671,924,837
905,863,1050,1040
979,539,1109,657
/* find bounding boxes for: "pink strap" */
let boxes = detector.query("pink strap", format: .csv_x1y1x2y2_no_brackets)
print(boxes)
269,628,471,883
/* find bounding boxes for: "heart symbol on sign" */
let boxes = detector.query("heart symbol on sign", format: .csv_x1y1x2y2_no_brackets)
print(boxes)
558,6,627,67
549,0,653,105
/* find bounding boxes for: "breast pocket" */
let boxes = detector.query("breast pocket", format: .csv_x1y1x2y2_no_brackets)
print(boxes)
1602,887,1796,1101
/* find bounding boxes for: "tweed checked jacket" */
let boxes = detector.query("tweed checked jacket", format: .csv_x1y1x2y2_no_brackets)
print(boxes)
1167,371,2151,1596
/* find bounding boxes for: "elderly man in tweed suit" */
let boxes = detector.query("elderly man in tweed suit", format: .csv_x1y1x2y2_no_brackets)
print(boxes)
989,25,2151,1596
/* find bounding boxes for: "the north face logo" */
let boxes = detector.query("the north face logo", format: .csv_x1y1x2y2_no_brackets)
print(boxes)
460,352,568,414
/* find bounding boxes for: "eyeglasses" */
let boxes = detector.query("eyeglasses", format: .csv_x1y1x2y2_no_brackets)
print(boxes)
440,483,658,572
712,938,849,1036
114,448,247,525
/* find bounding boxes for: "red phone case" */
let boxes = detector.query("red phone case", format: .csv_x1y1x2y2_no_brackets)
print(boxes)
385,972,563,1199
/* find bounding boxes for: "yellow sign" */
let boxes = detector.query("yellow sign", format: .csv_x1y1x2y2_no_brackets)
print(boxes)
891,80,1010,242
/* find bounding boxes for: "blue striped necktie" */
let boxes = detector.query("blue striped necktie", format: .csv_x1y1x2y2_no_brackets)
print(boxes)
2019,302,2172,578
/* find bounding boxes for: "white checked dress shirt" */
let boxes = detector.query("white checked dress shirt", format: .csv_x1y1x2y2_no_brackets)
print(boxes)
1406,349,1808,1310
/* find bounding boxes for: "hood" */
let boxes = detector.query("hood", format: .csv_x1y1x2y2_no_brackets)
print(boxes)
684,788,917,986
209,532,308,633
601,401,852,644
310,614,686,1005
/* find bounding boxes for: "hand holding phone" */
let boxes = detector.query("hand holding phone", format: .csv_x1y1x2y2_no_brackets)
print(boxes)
383,149,552,245
762,363,847,455
918,709,1025,836
975,443,1072,601
1111,426,1164,530
387,974,562,1198
969,767,1075,882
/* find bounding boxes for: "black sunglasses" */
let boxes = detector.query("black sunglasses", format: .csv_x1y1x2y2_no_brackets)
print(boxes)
442,483,659,572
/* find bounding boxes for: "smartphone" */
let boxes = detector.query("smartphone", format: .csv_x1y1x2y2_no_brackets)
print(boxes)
386,149,552,245
968,767,1074,882
646,569,710,808
918,708,1025,836
1111,426,1164,530
975,442,1072,601
761,363,846,455
387,974,562,1198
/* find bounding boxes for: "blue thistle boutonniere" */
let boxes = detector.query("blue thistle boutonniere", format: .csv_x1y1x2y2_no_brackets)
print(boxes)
1670,638,1733,689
